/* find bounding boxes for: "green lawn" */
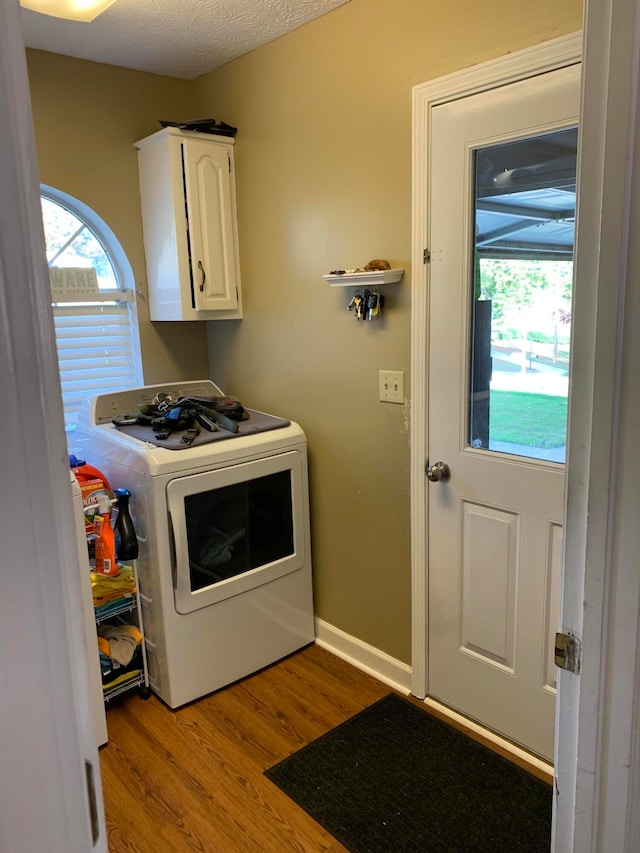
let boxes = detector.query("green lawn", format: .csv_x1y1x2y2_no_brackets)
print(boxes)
490,389,568,448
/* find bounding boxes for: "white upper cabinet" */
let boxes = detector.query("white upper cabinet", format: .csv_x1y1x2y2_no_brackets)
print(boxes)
136,127,243,321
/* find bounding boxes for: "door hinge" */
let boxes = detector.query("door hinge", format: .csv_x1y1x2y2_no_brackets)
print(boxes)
85,760,100,845
228,152,232,173
423,248,431,264
554,632,581,674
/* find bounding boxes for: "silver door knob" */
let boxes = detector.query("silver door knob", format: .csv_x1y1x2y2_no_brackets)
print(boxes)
426,461,451,482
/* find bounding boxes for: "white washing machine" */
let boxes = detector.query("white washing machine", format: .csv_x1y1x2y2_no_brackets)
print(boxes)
76,380,314,708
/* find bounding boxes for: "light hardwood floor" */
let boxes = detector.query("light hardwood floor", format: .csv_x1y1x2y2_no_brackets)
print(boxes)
99,644,390,852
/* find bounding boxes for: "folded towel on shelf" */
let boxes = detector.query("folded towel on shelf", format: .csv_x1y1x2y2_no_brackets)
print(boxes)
98,624,143,666
99,650,113,679
102,668,142,693
91,564,135,592
91,565,136,608
100,644,143,685
94,596,135,620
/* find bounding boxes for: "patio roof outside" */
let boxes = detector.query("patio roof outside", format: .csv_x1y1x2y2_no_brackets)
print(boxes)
475,127,577,261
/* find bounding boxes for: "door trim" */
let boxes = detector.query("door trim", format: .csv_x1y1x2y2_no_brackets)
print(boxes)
410,30,583,702
556,3,640,849
0,3,107,848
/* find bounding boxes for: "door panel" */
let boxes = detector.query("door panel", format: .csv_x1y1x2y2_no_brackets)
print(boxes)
428,65,579,761
461,501,518,669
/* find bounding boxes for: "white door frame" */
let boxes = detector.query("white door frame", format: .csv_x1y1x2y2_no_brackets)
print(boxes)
410,28,582,700
412,13,640,850
554,2,640,850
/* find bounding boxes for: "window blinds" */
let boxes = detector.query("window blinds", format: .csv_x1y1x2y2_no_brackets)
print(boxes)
52,296,140,432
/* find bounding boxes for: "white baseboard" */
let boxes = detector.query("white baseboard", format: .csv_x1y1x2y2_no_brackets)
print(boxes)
313,619,553,778
314,618,412,694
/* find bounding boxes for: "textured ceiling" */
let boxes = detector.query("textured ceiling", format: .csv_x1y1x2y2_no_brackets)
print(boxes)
20,0,351,80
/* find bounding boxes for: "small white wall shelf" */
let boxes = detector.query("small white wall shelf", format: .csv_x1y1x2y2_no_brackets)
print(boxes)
322,269,404,287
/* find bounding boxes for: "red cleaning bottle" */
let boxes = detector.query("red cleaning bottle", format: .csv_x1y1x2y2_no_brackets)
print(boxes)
93,494,118,576
70,454,111,534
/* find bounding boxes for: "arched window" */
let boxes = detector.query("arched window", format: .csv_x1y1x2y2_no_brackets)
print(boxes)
41,186,142,444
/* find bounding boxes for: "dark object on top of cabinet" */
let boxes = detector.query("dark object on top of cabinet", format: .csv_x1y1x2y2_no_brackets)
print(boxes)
158,118,237,137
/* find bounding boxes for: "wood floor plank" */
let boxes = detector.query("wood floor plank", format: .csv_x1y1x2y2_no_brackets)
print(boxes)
99,644,389,852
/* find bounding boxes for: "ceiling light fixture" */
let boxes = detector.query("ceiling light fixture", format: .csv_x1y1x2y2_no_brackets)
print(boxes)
20,0,117,23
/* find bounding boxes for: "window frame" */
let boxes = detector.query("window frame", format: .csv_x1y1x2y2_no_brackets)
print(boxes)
41,185,143,442
41,184,135,293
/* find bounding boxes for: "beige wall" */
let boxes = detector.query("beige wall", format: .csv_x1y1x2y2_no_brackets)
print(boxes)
194,0,583,663
26,50,210,384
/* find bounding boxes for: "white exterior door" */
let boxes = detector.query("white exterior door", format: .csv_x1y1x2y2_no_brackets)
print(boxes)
427,65,580,761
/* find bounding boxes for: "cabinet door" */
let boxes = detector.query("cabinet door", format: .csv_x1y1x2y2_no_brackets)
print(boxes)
182,139,240,312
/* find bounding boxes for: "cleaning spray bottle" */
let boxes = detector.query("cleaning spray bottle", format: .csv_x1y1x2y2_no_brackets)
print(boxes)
114,488,138,561
93,494,118,576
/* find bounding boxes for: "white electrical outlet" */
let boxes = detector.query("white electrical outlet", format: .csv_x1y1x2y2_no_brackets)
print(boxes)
379,370,405,404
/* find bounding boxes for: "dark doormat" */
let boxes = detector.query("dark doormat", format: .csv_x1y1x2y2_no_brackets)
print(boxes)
264,693,552,853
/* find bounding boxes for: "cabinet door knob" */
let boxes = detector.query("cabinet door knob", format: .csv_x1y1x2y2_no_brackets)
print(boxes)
197,260,206,292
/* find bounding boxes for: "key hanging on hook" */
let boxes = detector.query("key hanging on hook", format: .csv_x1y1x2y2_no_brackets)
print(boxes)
352,289,363,321
367,290,378,320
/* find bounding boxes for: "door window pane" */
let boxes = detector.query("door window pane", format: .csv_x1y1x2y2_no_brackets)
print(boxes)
469,128,577,463
184,470,294,592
